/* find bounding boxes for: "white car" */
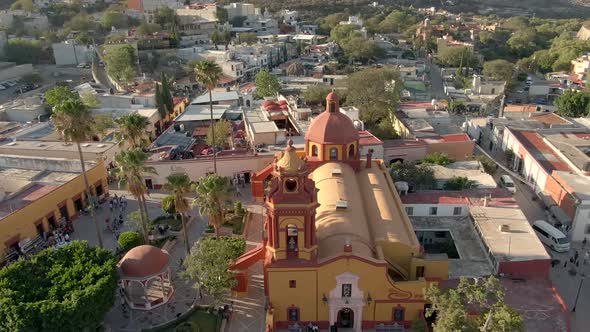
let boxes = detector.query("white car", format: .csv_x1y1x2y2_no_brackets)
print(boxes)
76,63,87,68
499,175,516,193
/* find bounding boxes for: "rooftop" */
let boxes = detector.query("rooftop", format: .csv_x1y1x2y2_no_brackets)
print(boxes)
191,90,240,104
509,129,572,173
429,161,497,189
175,104,231,122
543,131,590,172
0,140,117,154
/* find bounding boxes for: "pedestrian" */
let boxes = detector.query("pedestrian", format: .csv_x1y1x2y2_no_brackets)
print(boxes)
121,196,127,209
575,250,579,261
564,259,568,268
64,233,70,242
584,237,588,249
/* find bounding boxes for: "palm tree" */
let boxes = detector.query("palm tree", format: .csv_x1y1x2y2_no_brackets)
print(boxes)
194,60,222,173
163,174,192,253
51,98,103,247
114,113,151,148
193,175,232,238
113,149,157,243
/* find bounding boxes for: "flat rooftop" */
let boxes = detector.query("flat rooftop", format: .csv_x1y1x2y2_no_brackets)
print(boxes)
176,104,231,122
543,131,590,172
429,161,497,189
191,90,239,104
509,129,572,173
0,140,117,153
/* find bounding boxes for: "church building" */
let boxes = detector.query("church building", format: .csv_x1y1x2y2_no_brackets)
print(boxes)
245,92,449,331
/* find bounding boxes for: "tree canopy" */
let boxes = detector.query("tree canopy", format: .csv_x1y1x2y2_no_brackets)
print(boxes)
207,119,231,149
0,241,118,332
303,85,333,105
483,59,515,82
445,176,479,190
555,90,590,117
45,86,78,108
118,231,144,251
421,152,454,166
390,162,434,190
104,45,137,86
436,47,478,68
425,276,524,332
255,69,281,98
101,11,128,29
3,38,42,64
182,237,245,306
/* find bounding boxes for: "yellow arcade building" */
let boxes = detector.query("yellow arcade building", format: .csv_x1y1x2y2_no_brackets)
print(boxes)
251,92,449,331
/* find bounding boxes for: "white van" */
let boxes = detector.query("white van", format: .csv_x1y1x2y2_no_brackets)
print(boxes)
499,175,516,194
532,220,570,252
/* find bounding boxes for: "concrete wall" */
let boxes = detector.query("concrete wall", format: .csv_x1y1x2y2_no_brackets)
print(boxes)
404,203,470,217
426,140,474,161
145,154,275,186
0,143,120,165
360,143,384,160
383,145,428,164
52,42,94,66
0,154,95,173
501,129,549,192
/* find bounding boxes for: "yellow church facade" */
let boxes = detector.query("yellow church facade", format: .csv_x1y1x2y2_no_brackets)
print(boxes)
247,92,448,331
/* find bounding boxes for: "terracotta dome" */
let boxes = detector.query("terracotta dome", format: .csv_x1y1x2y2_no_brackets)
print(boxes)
305,92,359,144
119,245,170,278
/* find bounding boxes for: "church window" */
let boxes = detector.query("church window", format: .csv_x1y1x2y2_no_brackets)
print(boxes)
330,148,338,160
329,101,336,112
311,145,318,157
288,307,299,321
287,224,298,252
416,266,425,278
341,284,352,298
289,280,296,288
285,179,298,192
393,307,405,322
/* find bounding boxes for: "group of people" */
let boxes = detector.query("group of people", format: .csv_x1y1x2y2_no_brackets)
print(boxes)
108,194,127,212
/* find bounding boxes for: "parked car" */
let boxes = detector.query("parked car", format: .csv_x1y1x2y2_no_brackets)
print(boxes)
532,220,570,252
76,63,88,68
499,175,516,194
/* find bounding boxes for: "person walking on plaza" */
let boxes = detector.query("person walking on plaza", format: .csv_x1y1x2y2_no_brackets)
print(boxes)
584,237,587,249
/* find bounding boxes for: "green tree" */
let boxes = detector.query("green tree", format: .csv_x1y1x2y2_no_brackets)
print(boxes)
238,32,258,44
411,319,428,332
161,195,177,215
182,237,244,306
113,149,157,243
230,15,248,27
303,85,332,105
104,45,137,87
118,231,144,251
421,152,454,166
345,67,400,127
3,38,42,64
93,114,114,140
216,6,228,23
555,90,590,117
425,276,524,332
390,162,434,190
317,12,348,35
330,24,359,44
137,20,161,36
101,11,128,29
194,60,222,173
340,37,384,63
65,13,97,32
114,113,151,148
483,59,515,82
206,119,231,149
255,69,281,98
436,46,478,68
155,6,176,27
507,28,539,57
193,175,232,238
45,86,78,108
10,0,34,11
378,10,418,33
0,241,117,332
51,98,103,247
163,173,192,254
445,176,479,190
211,30,221,49
80,91,100,109
158,72,174,118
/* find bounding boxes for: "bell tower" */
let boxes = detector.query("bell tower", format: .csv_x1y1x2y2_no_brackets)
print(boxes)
265,140,319,261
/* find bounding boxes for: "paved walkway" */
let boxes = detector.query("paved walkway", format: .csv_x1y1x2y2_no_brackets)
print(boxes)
226,205,267,332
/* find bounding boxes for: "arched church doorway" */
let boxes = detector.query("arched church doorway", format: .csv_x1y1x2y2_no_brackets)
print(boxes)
337,308,354,328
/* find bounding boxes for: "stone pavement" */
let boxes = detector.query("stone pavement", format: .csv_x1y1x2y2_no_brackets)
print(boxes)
226,206,267,332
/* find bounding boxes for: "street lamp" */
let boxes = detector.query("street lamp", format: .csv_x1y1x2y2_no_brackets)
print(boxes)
572,274,585,312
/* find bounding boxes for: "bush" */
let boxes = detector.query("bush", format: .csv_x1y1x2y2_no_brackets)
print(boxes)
444,176,478,190
421,152,454,166
218,236,246,259
234,201,244,215
0,241,118,332
411,319,428,332
118,231,144,251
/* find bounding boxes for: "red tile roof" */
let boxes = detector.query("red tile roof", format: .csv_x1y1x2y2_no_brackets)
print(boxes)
440,133,470,142
510,129,572,173
358,130,383,146
400,189,515,207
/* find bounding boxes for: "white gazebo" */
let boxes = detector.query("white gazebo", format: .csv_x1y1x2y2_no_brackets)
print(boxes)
118,245,174,310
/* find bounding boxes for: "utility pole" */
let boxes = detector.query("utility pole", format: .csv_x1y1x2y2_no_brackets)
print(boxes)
572,274,585,312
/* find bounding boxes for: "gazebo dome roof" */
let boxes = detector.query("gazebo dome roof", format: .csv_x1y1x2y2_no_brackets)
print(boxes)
119,245,170,279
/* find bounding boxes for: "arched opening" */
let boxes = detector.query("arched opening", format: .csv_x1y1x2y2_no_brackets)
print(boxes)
311,145,318,157
330,148,338,160
246,99,251,107
329,101,336,112
337,308,354,328
286,224,298,258
348,144,355,159
285,178,297,192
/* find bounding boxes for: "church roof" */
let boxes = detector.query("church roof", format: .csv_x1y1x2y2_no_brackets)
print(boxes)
304,92,359,144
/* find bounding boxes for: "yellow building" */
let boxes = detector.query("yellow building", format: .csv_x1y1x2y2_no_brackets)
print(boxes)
0,155,108,264
249,93,449,331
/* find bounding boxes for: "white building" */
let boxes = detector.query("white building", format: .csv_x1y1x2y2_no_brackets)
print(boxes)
52,40,95,66
0,10,49,30
340,16,363,26
571,53,590,81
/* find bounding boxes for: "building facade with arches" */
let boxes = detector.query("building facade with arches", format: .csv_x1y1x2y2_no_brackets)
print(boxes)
247,93,449,331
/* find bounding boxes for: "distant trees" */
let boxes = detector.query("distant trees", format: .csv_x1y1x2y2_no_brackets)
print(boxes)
3,38,42,64
483,59,515,82
255,69,281,98
238,32,258,44
104,45,137,87
0,241,117,332
303,85,333,105
378,10,419,33
390,162,435,190
101,11,129,29
555,90,590,117
436,47,478,68
155,73,174,119
137,20,161,36
216,6,228,23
